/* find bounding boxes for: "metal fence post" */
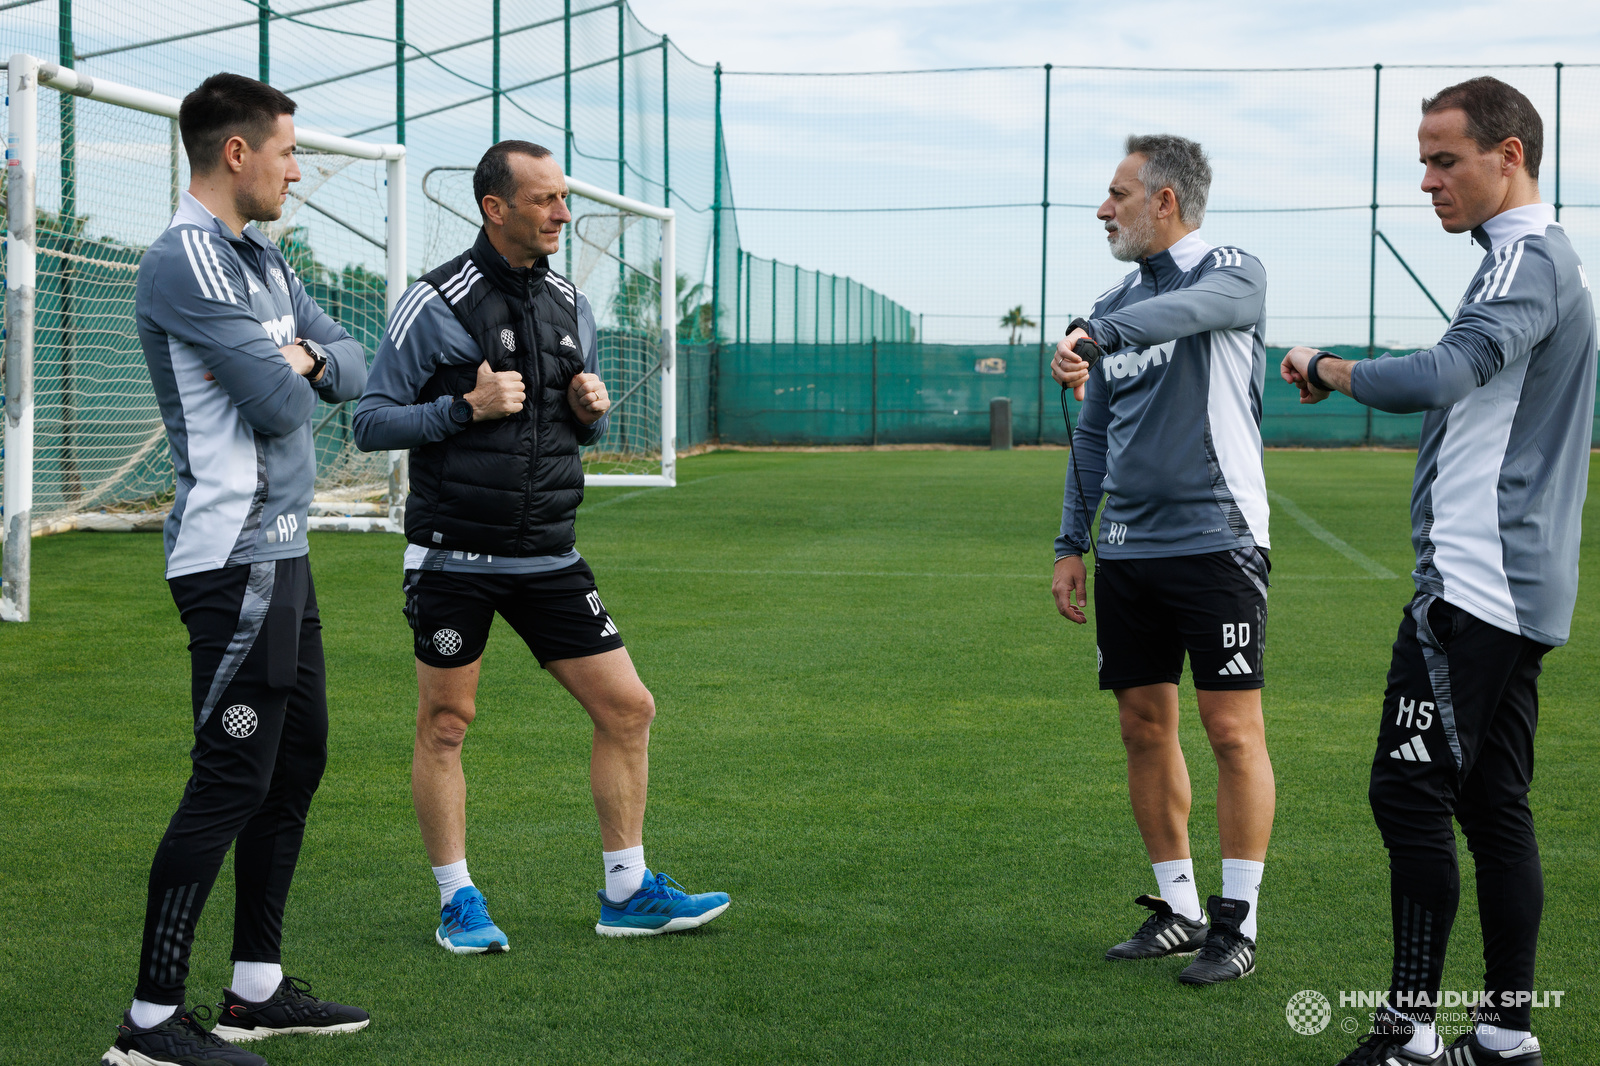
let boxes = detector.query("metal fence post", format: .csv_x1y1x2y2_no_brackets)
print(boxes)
59,0,80,499
794,262,799,342
871,337,878,446
710,61,721,338
1038,62,1051,445
1366,62,1380,445
616,2,625,198
1554,62,1562,221
4,54,39,621
770,256,776,344
395,0,405,145
258,0,269,80
661,37,670,207
491,0,500,141
563,0,573,173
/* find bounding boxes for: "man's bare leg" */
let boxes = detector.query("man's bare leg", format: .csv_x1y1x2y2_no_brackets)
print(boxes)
1195,688,1274,862
546,647,655,853
413,658,483,867
1116,682,1191,863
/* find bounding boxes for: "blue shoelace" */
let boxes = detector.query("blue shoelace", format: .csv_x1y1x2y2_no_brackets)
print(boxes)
450,891,495,930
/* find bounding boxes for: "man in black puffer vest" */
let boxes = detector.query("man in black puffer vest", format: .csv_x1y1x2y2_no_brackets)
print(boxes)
355,141,730,951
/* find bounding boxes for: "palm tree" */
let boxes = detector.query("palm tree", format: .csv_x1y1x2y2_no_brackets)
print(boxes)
1000,305,1036,345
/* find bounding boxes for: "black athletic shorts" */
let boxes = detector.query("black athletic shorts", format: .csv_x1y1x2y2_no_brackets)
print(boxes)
1093,547,1269,691
402,560,625,668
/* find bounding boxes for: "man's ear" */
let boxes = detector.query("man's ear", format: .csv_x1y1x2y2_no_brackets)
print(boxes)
1500,136,1526,176
480,195,507,228
223,134,250,174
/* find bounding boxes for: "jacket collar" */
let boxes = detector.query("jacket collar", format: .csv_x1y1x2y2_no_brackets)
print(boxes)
1472,202,1557,253
170,190,273,249
1139,229,1212,290
472,227,550,297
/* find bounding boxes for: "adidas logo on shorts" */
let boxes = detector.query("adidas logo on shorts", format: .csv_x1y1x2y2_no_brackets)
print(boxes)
1217,651,1251,676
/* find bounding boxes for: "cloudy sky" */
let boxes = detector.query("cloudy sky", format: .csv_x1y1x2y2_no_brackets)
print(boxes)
628,0,1600,72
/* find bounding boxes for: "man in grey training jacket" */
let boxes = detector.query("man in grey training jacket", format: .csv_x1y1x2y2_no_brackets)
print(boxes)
354,140,729,953
109,74,370,1066
1286,78,1591,1066
1050,134,1275,985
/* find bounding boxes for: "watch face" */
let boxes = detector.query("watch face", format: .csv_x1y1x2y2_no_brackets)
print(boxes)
451,399,473,424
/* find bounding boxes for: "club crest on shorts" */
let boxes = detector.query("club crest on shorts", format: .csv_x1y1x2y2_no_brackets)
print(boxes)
433,628,464,656
500,328,516,351
222,704,258,739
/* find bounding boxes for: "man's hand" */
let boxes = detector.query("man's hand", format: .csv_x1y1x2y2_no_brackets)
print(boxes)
1052,328,1092,402
567,372,610,425
206,342,319,384
1053,554,1089,624
464,360,526,421
1280,345,1332,405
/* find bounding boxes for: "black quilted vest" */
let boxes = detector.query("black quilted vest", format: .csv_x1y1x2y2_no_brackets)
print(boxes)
405,229,587,556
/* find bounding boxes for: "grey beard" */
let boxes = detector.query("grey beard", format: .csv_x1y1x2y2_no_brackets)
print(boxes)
1107,211,1156,262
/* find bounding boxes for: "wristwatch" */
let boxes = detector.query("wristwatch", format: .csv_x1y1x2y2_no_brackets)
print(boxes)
1306,350,1336,392
298,338,329,381
449,397,474,425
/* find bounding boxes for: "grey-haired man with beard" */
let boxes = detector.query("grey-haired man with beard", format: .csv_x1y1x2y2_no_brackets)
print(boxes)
1052,134,1276,985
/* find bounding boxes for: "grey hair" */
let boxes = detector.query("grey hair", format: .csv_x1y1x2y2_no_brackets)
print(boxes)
1125,134,1212,227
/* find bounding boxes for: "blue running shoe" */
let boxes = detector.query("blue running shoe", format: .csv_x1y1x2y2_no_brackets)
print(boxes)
436,886,510,954
595,869,730,937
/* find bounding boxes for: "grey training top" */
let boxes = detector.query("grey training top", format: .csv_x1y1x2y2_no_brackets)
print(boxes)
136,192,367,578
351,267,608,574
1057,231,1271,560
1351,202,1596,646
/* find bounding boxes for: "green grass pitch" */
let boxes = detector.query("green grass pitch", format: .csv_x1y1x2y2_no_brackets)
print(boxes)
1,448,1596,1064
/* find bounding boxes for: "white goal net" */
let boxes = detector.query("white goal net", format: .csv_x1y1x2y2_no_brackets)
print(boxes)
422,166,677,486
3,54,406,620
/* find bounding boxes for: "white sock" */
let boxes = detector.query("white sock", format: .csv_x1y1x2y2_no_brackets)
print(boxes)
1151,859,1203,921
1476,1023,1531,1052
603,845,646,902
230,961,282,1004
433,859,473,906
129,1000,176,1029
1403,1016,1439,1056
1221,858,1264,940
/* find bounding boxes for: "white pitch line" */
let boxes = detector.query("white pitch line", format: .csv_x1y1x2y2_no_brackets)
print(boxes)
582,474,725,511
1267,489,1399,579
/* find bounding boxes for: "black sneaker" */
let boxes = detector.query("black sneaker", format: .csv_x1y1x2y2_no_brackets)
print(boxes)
211,976,370,1042
101,1005,269,1065
1177,895,1256,984
1442,1030,1542,1065
1334,1011,1442,1064
1104,894,1209,960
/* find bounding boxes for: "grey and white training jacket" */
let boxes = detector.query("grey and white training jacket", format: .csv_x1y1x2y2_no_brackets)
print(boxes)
1351,203,1596,646
1056,230,1270,561
351,264,607,575
136,191,367,578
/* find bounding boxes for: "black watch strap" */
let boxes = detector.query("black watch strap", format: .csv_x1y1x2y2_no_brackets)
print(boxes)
299,339,328,380
1307,351,1335,392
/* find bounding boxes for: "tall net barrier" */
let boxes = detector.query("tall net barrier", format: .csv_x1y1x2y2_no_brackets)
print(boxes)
1,74,398,534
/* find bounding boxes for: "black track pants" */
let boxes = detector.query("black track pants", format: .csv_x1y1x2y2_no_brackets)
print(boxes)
1368,594,1548,1032
133,556,328,1005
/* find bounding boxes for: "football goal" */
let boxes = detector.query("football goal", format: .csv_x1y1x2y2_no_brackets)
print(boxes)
2,53,407,622
422,166,678,488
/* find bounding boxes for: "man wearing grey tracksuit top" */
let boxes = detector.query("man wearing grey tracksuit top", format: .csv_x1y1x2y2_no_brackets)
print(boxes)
113,74,370,1065
1051,135,1275,986
1287,77,1590,1066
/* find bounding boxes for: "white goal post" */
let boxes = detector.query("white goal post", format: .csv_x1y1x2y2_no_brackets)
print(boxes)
2,53,406,622
421,166,678,489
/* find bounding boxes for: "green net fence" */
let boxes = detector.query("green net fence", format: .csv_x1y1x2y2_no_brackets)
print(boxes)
5,0,1600,539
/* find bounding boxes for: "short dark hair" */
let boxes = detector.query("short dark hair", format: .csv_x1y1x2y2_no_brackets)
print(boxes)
1422,76,1543,181
1124,133,1212,226
178,73,297,175
474,140,554,221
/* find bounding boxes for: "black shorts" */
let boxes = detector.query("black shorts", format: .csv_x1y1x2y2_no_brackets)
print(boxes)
1093,548,1269,691
402,560,626,668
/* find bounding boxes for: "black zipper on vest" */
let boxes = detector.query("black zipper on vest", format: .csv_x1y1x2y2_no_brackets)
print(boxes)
514,272,543,548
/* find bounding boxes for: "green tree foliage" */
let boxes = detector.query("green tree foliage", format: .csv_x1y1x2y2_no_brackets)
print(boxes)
999,305,1036,346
